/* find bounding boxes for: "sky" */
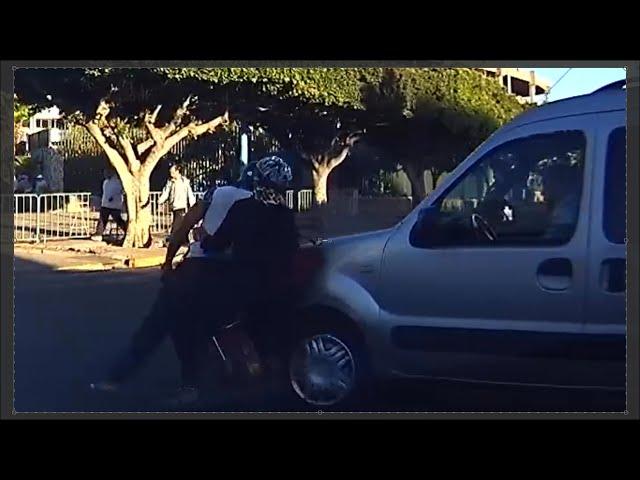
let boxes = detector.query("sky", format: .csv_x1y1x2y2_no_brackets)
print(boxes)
523,68,626,102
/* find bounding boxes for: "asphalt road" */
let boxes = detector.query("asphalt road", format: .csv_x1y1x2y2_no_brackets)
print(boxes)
13,256,625,415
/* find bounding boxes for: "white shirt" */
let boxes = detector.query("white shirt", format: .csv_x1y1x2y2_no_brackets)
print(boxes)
187,185,252,258
101,177,124,210
159,176,196,211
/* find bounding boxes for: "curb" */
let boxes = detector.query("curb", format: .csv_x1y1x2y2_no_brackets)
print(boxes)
54,256,164,272
55,263,116,272
16,245,167,273
125,256,165,269
53,256,165,272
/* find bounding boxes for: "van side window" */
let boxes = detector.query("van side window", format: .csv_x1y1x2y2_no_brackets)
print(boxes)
603,127,626,244
412,131,587,248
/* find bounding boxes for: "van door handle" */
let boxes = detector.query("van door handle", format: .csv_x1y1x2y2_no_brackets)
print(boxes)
600,258,625,293
537,258,573,291
359,264,375,274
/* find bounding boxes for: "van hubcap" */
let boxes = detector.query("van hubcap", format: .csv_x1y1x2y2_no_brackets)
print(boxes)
290,334,356,406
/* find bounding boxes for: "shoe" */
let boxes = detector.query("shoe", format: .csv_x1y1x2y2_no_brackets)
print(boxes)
90,380,120,392
165,386,200,408
90,235,103,242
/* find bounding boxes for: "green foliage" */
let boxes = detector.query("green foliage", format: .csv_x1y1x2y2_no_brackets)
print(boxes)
155,68,384,163
13,95,33,154
14,95,33,124
366,68,524,135
14,154,35,175
364,68,527,180
14,67,528,193
14,68,381,123
157,67,382,109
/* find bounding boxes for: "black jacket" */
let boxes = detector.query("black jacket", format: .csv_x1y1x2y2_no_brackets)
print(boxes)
200,197,300,295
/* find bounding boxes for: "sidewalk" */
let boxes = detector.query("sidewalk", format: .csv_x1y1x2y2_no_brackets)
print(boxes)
14,237,172,272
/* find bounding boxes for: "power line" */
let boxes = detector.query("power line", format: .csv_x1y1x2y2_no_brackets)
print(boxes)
543,68,572,104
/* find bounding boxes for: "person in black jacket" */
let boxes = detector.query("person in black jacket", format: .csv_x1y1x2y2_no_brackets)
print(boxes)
175,156,299,400
90,156,299,407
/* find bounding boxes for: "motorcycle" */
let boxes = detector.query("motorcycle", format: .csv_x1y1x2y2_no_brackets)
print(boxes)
205,238,325,387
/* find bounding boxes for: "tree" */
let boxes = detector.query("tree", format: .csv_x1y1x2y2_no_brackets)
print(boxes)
162,68,384,204
259,103,365,203
364,68,526,206
15,68,230,247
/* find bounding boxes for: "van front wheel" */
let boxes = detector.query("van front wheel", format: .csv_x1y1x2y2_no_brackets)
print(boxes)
288,324,370,409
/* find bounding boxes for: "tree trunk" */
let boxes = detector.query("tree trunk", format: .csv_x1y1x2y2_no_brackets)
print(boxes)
122,172,152,248
405,163,426,208
306,140,358,206
312,165,331,205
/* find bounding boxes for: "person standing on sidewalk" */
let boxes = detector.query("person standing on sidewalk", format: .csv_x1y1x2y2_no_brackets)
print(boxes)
15,174,32,193
34,174,49,194
92,167,127,241
158,164,196,244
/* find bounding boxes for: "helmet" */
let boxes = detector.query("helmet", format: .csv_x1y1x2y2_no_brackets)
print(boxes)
237,160,260,191
254,156,292,191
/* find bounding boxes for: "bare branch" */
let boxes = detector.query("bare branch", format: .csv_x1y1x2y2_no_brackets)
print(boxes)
149,105,162,124
136,98,190,156
327,147,351,171
85,122,131,183
136,138,155,156
91,99,117,146
142,111,229,177
308,155,322,172
161,95,192,136
118,136,141,172
101,122,120,148
325,130,363,171
143,105,165,146
95,99,111,122
144,117,164,146
345,130,364,147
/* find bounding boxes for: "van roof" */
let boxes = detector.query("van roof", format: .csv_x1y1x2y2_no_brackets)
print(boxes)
504,80,626,131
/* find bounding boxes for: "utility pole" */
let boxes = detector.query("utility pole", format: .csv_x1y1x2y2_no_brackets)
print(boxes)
239,122,250,167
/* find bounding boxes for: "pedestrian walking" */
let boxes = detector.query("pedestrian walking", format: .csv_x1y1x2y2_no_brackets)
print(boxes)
92,167,127,241
158,164,196,245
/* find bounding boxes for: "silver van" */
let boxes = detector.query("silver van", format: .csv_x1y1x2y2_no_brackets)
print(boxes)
287,80,627,408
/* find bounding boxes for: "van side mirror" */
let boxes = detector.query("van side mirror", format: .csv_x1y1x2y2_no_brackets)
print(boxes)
409,206,444,247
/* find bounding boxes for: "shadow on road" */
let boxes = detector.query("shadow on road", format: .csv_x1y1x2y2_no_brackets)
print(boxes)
12,256,626,415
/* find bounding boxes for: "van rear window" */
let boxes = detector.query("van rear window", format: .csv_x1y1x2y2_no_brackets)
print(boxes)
603,127,626,244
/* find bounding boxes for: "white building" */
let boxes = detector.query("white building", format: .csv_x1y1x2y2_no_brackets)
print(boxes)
21,106,65,151
27,106,64,133
477,68,551,103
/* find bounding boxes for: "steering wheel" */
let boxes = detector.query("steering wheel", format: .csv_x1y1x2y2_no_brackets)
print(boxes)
471,213,497,242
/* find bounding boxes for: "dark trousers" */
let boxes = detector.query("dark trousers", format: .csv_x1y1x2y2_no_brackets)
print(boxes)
106,258,238,387
167,208,188,246
95,207,127,235
170,208,186,237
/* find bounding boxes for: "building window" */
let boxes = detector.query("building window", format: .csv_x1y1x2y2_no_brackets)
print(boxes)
36,119,51,129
